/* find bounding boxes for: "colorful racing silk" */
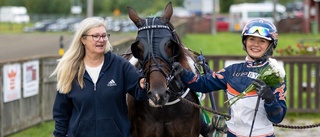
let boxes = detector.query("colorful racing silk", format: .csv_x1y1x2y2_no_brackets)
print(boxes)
180,58,287,137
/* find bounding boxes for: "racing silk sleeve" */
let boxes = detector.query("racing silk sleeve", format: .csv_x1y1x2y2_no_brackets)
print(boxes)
180,69,227,93
264,77,287,123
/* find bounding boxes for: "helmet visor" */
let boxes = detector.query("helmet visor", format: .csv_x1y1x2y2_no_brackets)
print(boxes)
245,26,271,40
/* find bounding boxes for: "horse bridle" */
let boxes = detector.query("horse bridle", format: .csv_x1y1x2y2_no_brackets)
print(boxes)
132,17,185,97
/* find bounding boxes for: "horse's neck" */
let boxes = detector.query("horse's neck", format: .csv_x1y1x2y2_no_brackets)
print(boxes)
186,56,197,74
129,56,139,66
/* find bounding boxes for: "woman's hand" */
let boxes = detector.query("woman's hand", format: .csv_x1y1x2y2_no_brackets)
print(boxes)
139,78,146,89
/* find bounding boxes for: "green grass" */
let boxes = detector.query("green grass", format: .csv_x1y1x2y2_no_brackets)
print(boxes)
7,121,54,137
183,32,245,55
183,32,320,56
6,32,320,137
0,23,29,33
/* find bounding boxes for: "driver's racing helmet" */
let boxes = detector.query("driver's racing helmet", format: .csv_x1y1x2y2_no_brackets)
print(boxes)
241,18,278,59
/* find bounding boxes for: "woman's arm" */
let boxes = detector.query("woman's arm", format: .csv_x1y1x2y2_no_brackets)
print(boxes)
52,92,72,136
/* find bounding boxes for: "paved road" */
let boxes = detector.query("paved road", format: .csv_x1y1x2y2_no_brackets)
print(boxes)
0,33,132,63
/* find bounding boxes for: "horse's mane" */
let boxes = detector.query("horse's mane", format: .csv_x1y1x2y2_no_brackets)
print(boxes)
167,21,196,72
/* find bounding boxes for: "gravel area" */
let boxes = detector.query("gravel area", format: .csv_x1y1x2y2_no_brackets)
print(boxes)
199,118,320,137
274,118,320,137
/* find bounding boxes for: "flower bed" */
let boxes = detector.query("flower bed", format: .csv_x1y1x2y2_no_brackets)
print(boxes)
276,40,320,56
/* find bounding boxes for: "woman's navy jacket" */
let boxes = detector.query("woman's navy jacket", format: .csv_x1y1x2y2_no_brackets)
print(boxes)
53,52,148,137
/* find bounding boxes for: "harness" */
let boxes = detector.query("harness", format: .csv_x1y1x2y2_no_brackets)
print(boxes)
131,17,187,104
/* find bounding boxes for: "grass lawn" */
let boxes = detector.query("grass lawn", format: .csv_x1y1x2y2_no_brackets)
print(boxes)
0,23,29,33
7,121,54,137
6,32,320,137
183,32,320,56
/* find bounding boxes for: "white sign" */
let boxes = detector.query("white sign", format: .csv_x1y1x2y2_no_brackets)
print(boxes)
71,6,82,14
23,60,39,98
3,63,21,103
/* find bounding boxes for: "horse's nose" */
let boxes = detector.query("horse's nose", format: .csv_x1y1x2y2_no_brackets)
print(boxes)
147,91,155,100
147,90,170,106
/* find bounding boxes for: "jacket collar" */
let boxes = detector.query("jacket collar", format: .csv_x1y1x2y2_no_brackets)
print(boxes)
245,56,268,67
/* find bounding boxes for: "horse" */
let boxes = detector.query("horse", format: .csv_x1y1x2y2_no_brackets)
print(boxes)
124,2,202,137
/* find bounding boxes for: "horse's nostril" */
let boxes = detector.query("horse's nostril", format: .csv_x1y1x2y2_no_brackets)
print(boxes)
165,90,171,98
166,90,171,95
147,91,152,98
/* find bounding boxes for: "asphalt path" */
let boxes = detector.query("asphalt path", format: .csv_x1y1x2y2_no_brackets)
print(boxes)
0,33,131,63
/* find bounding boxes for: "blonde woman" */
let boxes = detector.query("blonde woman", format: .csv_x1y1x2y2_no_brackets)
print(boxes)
51,17,147,137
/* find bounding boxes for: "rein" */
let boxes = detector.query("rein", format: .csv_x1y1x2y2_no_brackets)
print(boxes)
128,45,320,130
178,96,320,129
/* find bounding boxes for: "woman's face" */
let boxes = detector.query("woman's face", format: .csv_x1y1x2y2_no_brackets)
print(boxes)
81,26,108,55
245,36,271,60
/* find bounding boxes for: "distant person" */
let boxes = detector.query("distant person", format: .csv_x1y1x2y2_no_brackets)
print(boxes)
172,18,287,137
50,17,148,137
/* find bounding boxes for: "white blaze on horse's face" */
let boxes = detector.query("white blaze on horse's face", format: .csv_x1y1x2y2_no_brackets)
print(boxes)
148,94,163,107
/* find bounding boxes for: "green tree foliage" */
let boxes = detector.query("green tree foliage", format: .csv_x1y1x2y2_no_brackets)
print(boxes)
94,0,183,16
0,0,70,14
29,0,70,14
0,0,301,15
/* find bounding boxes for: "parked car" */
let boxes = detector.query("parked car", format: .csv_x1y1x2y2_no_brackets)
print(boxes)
202,14,229,32
23,19,56,32
46,17,82,32
216,16,229,32
69,17,102,32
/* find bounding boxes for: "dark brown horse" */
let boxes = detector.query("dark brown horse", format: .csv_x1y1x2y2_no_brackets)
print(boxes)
124,2,201,137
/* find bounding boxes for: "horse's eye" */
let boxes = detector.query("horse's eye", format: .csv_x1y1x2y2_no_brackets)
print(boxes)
131,41,144,60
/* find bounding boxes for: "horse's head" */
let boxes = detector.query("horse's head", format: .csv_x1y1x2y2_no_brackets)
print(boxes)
127,2,189,107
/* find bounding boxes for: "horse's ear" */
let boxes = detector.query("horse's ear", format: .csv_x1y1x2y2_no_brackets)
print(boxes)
162,2,173,22
127,6,144,28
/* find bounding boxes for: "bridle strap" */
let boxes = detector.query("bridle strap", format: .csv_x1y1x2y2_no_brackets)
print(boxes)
165,88,190,105
142,17,173,90
138,17,184,99
138,24,170,32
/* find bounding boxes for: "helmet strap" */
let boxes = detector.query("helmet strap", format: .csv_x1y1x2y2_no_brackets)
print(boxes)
246,43,274,65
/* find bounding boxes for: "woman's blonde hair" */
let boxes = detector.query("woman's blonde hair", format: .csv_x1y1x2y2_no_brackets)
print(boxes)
50,17,112,94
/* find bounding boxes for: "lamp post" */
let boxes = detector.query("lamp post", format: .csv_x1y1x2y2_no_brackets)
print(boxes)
87,0,93,17
211,0,217,35
273,0,277,25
